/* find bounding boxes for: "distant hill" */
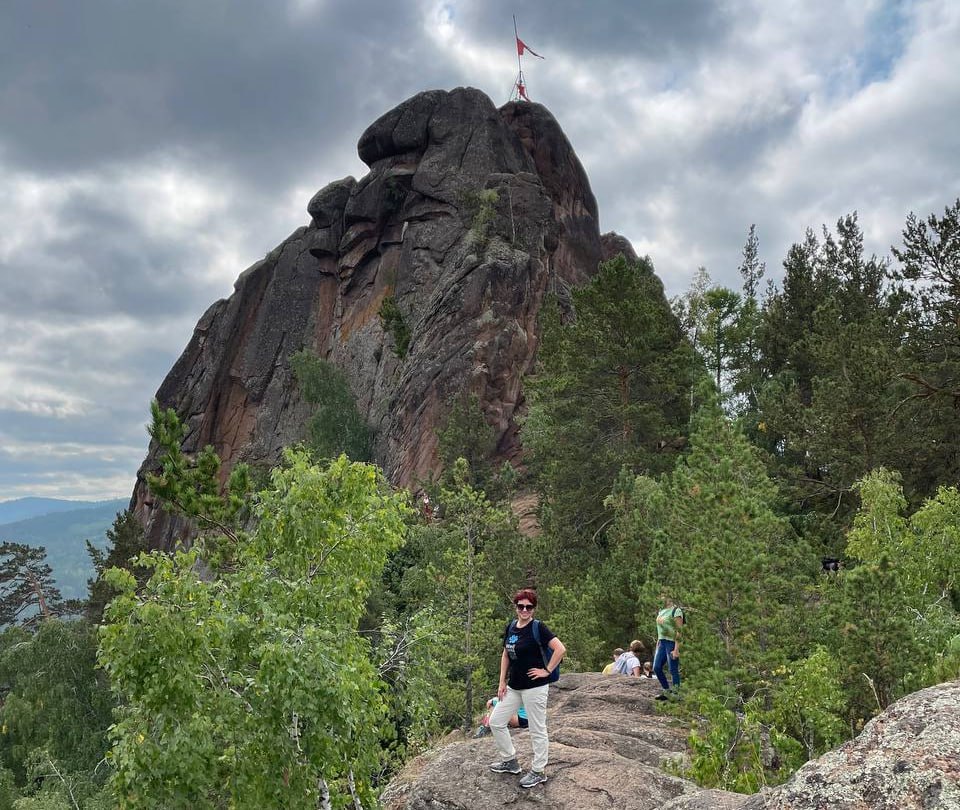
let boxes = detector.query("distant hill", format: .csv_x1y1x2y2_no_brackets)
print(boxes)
0,497,126,525
0,499,128,599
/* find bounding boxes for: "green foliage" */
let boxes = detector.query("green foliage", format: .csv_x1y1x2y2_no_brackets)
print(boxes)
462,188,500,249
399,460,526,732
378,296,411,359
679,649,846,792
0,620,114,801
7,748,113,810
769,647,847,760
290,350,373,461
682,691,772,793
523,254,695,562
0,544,72,627
99,449,411,809
893,197,960,326
436,394,499,492
86,509,148,624
146,399,252,550
751,214,921,539
840,469,960,693
821,555,921,721
673,268,745,402
642,392,813,696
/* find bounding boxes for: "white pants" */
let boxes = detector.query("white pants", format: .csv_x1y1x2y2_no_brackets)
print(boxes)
489,685,550,772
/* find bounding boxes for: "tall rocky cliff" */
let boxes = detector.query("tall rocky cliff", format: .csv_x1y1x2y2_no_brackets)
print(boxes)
132,87,643,549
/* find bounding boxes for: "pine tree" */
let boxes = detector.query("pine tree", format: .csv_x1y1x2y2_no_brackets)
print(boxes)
822,556,920,722
891,199,960,496
523,254,695,560
674,268,743,402
0,543,72,626
731,224,766,414
290,350,372,462
86,509,148,623
755,215,911,535
641,391,814,696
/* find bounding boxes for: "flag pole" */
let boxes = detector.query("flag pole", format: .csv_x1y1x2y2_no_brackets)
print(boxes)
514,15,523,79
512,15,523,101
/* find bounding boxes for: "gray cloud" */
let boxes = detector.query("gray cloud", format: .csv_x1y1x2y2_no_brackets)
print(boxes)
1,0,958,500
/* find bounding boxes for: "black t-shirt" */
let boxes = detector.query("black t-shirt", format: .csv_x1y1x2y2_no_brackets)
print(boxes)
503,619,556,691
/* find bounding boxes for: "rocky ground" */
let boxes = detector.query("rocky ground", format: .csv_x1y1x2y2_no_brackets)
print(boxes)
381,674,960,810
382,673,703,810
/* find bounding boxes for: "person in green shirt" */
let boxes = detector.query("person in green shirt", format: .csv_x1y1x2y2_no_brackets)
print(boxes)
653,593,683,700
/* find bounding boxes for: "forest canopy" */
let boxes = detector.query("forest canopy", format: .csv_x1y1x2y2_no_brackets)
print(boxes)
1,201,959,806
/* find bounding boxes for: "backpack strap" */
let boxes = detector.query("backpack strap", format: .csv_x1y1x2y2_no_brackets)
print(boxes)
532,620,552,669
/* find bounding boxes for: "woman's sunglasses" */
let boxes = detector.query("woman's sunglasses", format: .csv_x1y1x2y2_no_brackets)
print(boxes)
515,603,535,612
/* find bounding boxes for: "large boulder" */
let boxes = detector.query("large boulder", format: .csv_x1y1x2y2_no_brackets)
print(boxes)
131,88,647,550
738,678,960,810
381,674,699,810
383,675,960,810
665,678,960,810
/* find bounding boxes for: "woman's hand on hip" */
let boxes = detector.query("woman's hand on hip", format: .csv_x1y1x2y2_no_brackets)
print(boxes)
527,667,550,680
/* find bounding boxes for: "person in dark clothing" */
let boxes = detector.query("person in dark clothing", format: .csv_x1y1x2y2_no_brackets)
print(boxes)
488,588,566,789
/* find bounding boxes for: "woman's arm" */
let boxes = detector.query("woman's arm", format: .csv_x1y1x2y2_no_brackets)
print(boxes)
526,636,566,680
498,648,510,699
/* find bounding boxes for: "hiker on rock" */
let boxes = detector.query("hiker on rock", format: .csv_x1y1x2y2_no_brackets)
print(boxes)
653,593,683,700
614,639,644,675
489,588,566,789
601,647,624,675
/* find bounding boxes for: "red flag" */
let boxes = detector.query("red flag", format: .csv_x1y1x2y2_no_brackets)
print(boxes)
516,37,544,59
518,82,530,101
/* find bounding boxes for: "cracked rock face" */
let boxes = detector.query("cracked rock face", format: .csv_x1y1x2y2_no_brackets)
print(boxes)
665,678,960,810
381,674,699,810
735,678,960,810
130,87,644,549
382,675,960,810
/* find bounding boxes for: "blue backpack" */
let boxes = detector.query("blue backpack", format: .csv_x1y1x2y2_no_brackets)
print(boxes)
508,618,561,683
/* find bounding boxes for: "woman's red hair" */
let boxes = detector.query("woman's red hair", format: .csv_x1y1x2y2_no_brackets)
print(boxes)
512,588,538,607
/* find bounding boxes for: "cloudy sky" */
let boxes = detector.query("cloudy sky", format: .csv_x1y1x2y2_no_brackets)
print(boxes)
2,0,958,502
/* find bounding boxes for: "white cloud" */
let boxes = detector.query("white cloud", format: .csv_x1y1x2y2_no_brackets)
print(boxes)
1,0,958,499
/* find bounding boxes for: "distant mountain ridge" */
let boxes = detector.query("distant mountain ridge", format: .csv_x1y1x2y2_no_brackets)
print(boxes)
0,498,128,599
0,497,126,525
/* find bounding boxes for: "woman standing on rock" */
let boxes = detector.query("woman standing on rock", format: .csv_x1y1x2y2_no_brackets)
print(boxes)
488,588,566,789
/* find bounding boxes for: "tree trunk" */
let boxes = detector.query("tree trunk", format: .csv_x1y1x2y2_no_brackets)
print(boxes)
464,524,475,732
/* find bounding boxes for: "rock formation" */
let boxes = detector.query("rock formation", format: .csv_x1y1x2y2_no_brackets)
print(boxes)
131,87,646,549
381,674,960,810
733,677,960,810
381,674,700,810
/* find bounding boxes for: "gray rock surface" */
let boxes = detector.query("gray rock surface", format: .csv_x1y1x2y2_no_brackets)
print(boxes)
381,673,697,810
131,88,648,549
737,678,960,810
383,675,960,810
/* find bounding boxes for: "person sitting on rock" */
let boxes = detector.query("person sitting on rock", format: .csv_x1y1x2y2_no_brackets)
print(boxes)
601,647,624,675
641,660,655,678
615,640,644,675
473,696,527,737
